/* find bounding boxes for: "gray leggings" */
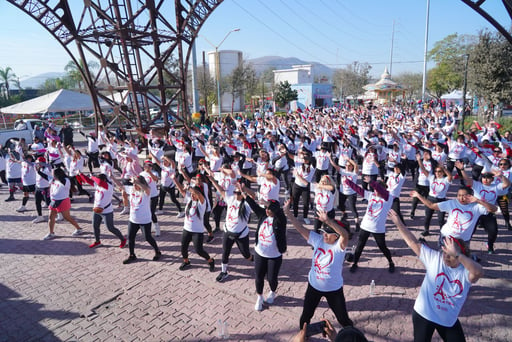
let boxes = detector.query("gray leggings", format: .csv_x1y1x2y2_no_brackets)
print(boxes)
92,211,124,243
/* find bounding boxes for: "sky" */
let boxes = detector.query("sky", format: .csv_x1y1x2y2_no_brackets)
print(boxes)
0,0,510,84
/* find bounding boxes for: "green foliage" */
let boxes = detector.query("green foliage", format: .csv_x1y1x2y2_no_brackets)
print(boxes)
427,62,462,98
273,81,298,108
0,66,17,99
225,61,257,113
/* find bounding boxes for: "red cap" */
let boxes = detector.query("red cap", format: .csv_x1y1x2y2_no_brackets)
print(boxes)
144,160,153,165
37,156,46,163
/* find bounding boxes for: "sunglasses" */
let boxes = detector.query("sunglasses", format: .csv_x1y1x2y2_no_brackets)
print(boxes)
435,169,443,172
494,150,501,153
499,163,508,166
319,229,339,237
234,191,242,195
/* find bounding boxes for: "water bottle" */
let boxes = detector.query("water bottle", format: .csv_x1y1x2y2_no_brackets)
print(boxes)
370,280,375,296
222,320,229,339
217,319,224,338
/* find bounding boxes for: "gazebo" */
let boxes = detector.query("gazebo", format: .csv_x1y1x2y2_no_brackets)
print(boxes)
363,67,404,104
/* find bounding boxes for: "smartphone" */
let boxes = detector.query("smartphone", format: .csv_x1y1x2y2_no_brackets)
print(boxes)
306,321,326,337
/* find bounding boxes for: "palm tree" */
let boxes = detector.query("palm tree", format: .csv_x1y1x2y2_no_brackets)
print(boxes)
0,66,17,99
64,59,98,90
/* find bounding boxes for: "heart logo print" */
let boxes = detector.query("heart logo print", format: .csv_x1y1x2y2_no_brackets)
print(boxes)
314,248,334,271
368,199,384,217
433,273,463,300
431,181,446,195
479,189,496,203
449,209,473,233
259,220,274,242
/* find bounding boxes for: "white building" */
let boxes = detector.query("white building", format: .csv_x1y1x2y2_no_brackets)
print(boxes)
207,50,243,114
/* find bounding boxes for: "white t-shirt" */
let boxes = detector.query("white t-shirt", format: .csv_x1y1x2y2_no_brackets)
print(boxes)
418,160,433,186
308,232,345,292
362,152,378,175
129,189,151,224
339,170,357,195
294,165,315,187
257,176,280,202
255,216,281,258
224,196,251,236
35,166,51,188
414,245,472,327
314,188,335,212
428,175,451,198
314,150,330,170
160,164,175,188
360,192,394,233
471,181,506,205
94,182,114,214
183,199,206,233
386,173,405,198
21,161,36,186
141,171,159,197
50,178,70,201
438,200,488,241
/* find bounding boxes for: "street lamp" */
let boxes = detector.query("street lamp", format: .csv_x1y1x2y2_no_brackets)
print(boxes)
461,54,469,131
200,28,240,115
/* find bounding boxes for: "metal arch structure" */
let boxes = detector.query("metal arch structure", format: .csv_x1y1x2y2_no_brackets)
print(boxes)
461,0,512,44
6,0,224,131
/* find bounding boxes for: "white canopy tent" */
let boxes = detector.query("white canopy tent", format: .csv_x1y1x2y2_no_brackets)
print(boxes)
0,89,111,114
440,90,472,106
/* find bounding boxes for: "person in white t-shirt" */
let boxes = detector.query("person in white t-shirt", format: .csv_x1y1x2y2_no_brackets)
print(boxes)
389,210,483,342
43,167,83,240
141,160,161,236
291,154,315,224
173,174,215,272
122,175,161,264
284,202,353,330
421,164,453,237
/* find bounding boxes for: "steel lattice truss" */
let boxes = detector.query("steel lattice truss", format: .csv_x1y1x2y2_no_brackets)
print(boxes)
6,0,223,131
461,0,512,44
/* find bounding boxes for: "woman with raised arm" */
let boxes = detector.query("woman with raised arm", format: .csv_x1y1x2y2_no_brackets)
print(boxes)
241,184,287,311
389,210,483,342
151,153,183,217
331,158,360,230
172,173,215,272
291,153,315,224
205,170,253,282
122,175,161,264
420,164,453,237
284,201,353,330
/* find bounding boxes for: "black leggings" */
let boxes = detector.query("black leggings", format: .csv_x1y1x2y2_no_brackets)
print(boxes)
203,211,213,234
221,230,251,264
35,187,50,216
0,170,7,184
424,197,447,232
150,196,158,223
391,197,405,223
353,230,393,265
299,283,353,329
412,310,465,342
277,169,290,191
497,195,510,226
158,186,182,212
181,230,211,260
291,183,310,218
254,253,282,295
212,204,226,230
338,193,358,219
92,211,124,242
404,159,418,181
127,221,159,257
477,213,498,250
87,151,100,173
69,176,90,198
411,184,429,215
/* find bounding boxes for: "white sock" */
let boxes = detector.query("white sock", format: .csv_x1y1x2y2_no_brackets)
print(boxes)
221,263,228,273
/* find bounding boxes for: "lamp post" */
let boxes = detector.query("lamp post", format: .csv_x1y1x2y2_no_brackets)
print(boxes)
461,54,470,131
200,28,240,115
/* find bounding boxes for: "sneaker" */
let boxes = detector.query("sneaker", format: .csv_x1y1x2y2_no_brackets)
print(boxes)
16,205,27,212
123,255,137,264
254,296,263,311
41,202,48,208
409,213,415,219
120,207,129,215
303,217,311,225
388,262,395,273
349,263,358,273
216,271,228,282
153,250,162,261
208,258,215,272
153,223,160,237
56,213,64,222
179,261,191,271
43,232,56,240
265,291,276,304
176,211,185,218
284,189,289,195
119,238,127,249
71,229,83,236
5,196,15,202
420,230,430,237
206,234,215,243
89,241,101,248
32,216,46,223
156,209,164,215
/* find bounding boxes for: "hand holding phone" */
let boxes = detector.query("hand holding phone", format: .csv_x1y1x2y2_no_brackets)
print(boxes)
306,321,326,337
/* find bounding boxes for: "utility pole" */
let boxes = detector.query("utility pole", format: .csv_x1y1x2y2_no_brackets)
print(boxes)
389,20,395,76
461,54,469,131
421,0,430,105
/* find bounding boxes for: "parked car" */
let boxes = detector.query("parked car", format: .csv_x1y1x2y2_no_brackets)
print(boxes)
40,112,63,120
0,119,43,150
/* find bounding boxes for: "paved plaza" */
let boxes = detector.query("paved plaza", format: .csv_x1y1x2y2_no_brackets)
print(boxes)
0,147,511,341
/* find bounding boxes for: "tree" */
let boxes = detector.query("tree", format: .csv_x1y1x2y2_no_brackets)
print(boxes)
332,61,372,99
40,77,72,93
468,29,512,107
64,59,99,90
0,66,17,99
273,81,298,110
224,61,257,114
394,72,423,102
195,65,216,113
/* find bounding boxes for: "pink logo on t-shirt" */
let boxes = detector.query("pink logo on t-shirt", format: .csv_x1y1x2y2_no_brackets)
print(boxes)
314,248,333,271
450,209,473,233
431,181,446,195
433,273,463,302
479,189,496,203
259,220,274,242
368,199,384,217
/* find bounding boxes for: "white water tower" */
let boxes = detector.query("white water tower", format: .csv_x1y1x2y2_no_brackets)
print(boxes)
208,50,243,114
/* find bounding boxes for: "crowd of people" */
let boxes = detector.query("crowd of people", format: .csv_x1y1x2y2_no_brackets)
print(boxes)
1,103,509,341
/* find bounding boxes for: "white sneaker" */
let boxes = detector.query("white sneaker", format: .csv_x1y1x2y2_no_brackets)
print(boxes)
154,223,160,237
41,202,47,208
284,189,290,195
120,207,129,215
43,233,56,240
255,296,264,311
265,291,276,304
56,213,64,222
303,217,311,225
16,205,27,213
176,211,185,218
71,229,83,236
156,210,164,215
32,216,46,223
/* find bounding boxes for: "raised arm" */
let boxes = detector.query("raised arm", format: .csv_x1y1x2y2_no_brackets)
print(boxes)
283,199,310,241
389,209,421,256
411,190,439,210
442,236,483,283
455,160,472,187
317,209,349,250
